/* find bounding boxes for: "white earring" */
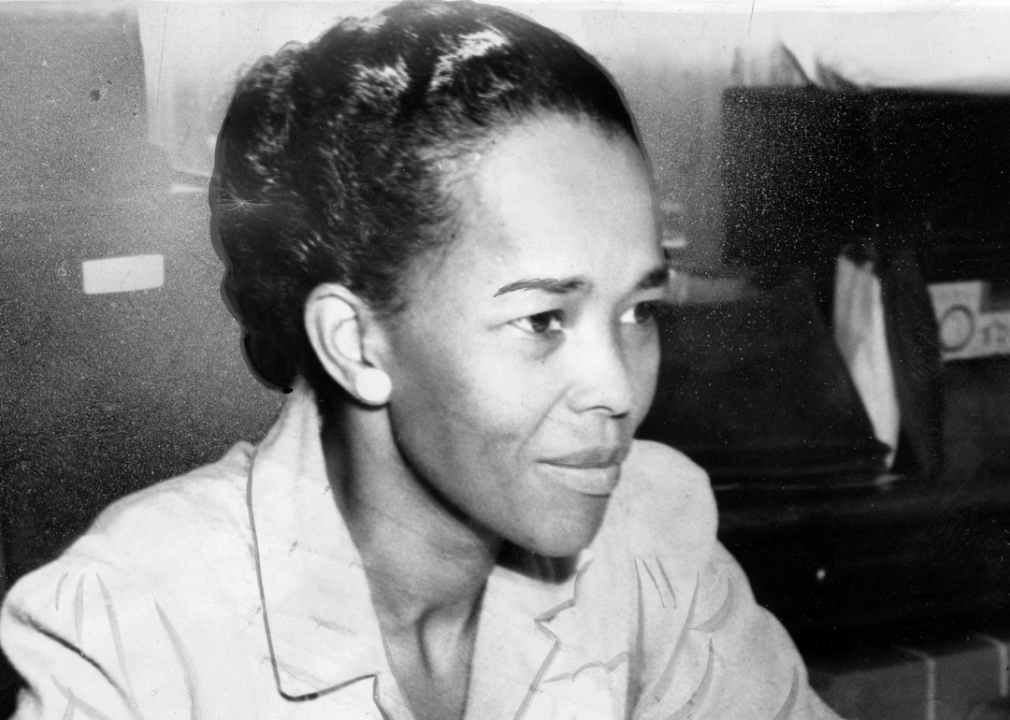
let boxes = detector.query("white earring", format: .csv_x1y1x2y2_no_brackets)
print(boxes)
355,367,392,405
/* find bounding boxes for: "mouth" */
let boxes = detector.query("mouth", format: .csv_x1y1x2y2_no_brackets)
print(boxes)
539,446,630,496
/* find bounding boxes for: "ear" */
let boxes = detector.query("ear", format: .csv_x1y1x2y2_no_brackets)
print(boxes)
304,284,391,405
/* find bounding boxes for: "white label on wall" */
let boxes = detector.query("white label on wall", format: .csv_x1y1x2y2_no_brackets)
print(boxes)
82,254,165,295
928,280,1010,360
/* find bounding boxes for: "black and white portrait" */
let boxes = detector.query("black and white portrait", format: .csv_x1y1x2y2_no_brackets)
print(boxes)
3,2,1010,718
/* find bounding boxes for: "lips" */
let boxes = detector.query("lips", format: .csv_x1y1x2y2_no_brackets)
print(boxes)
540,445,630,496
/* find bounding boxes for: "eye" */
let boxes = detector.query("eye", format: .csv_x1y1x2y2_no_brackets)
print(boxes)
620,301,659,326
514,310,564,335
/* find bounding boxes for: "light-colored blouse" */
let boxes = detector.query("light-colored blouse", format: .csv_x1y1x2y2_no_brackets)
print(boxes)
0,385,843,720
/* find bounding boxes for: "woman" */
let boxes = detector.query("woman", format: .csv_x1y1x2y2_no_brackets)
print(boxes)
1,2,841,719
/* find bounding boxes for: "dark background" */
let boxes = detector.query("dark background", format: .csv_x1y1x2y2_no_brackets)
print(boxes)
0,5,281,605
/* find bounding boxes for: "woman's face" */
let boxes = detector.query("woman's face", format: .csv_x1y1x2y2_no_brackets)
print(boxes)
379,115,666,557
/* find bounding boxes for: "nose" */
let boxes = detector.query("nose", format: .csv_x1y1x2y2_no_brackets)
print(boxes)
565,324,642,418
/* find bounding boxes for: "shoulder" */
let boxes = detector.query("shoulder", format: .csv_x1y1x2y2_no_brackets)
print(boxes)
593,445,840,719
622,439,714,512
87,440,254,542
78,441,256,571
3,442,257,623
0,443,267,717
598,439,718,561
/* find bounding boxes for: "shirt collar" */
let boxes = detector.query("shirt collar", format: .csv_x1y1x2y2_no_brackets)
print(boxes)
247,381,388,699
246,381,596,707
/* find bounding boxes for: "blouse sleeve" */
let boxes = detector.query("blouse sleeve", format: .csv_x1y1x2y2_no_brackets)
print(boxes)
1,555,197,720
622,442,845,720
629,543,844,720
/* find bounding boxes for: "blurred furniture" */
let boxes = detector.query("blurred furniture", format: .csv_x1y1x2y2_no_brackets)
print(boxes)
638,275,888,485
720,471,1010,720
722,87,1010,297
683,86,1010,719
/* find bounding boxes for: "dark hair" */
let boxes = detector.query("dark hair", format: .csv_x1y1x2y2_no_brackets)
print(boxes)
211,0,641,393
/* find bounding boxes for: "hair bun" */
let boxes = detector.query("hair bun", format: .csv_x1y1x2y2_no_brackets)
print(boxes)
242,330,295,391
219,44,306,201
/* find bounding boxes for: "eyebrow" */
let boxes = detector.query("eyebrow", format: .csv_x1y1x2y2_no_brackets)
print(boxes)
494,277,587,297
493,265,669,298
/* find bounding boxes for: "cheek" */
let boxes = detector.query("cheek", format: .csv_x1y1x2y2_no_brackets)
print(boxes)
446,344,559,459
387,328,548,470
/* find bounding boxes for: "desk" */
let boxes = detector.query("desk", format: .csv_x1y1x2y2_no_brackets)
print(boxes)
717,474,1010,657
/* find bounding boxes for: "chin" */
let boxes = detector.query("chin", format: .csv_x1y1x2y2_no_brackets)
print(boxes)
518,499,610,558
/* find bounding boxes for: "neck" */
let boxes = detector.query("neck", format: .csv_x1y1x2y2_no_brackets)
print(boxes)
320,399,500,630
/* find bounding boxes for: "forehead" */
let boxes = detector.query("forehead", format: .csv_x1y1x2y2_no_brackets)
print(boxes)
473,118,647,230
408,115,659,301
